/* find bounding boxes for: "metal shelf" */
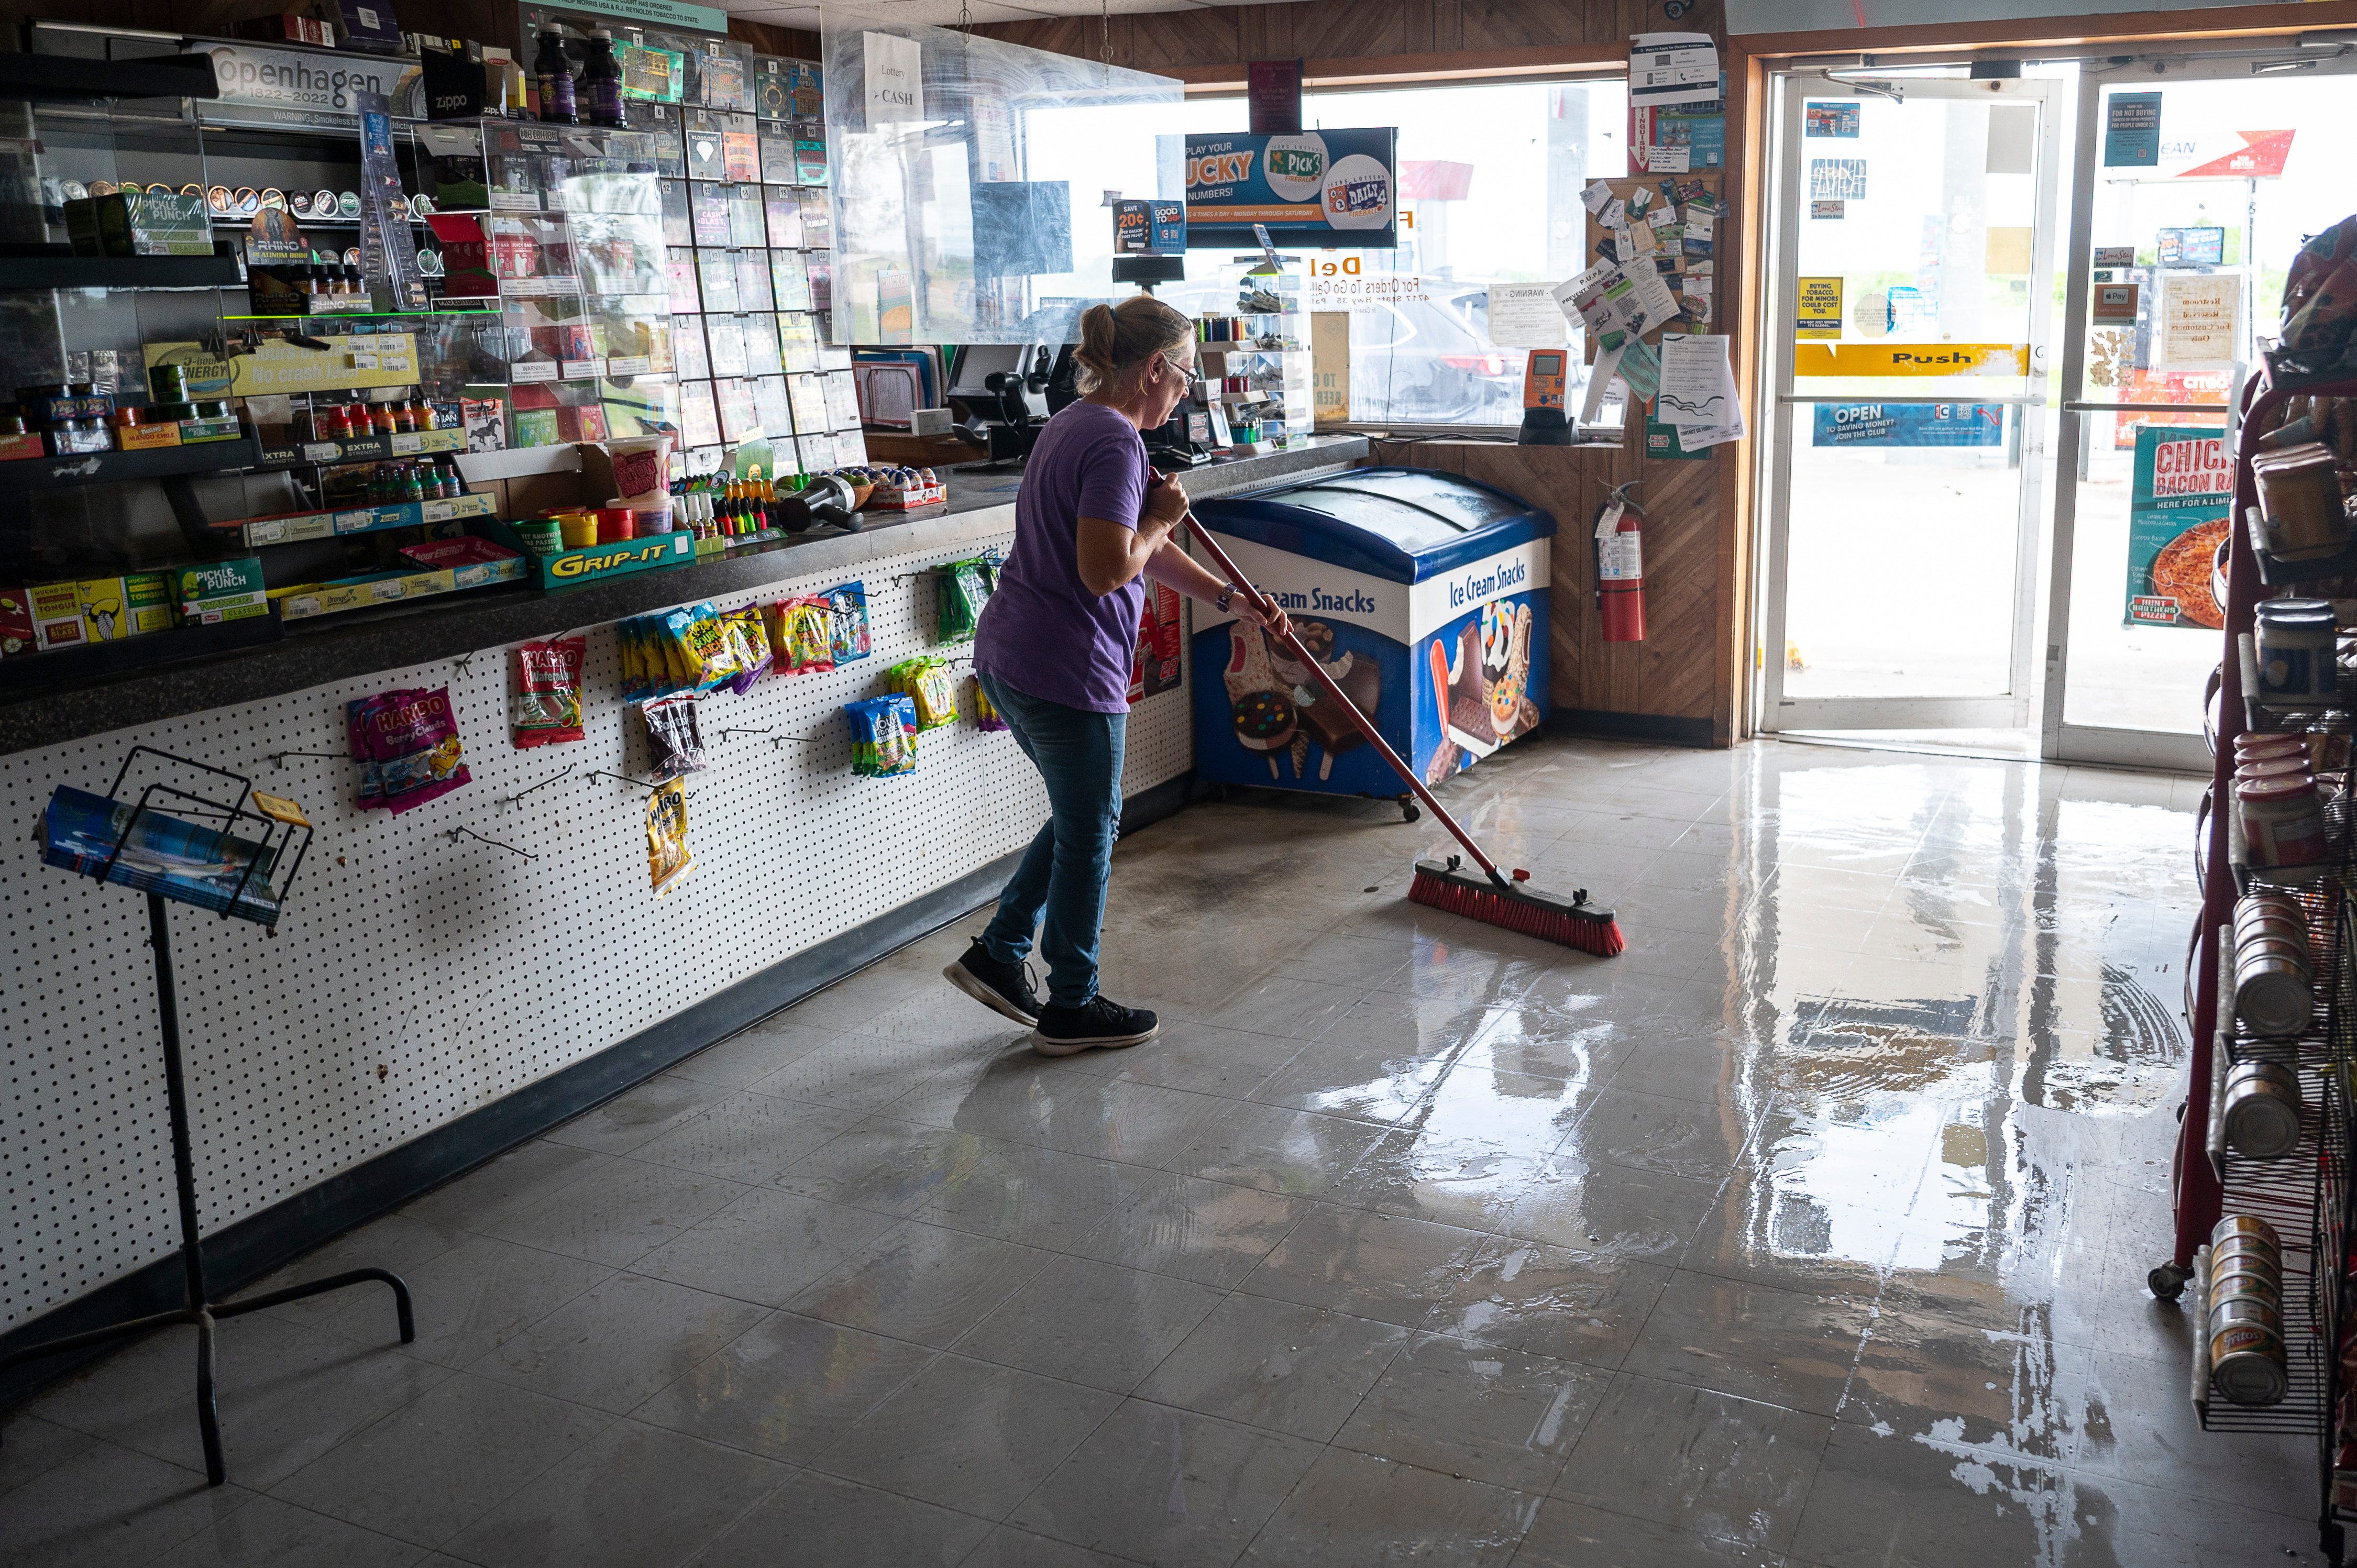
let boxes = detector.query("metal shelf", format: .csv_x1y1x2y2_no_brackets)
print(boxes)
0,255,241,291
2262,535,2357,588
0,614,280,703
0,438,263,494
2228,781,2349,896
2237,633,2356,737
2199,880,2345,1438
2189,361,2357,1568
0,52,217,105
2194,1058,2334,1435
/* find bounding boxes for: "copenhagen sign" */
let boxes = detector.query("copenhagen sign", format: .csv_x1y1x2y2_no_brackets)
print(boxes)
201,42,420,113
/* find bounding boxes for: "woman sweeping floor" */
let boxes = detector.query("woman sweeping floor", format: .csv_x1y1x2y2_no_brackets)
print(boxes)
943,295,1290,1056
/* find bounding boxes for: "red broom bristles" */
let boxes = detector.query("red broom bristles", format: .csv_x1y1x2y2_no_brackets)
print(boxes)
1408,867,1627,956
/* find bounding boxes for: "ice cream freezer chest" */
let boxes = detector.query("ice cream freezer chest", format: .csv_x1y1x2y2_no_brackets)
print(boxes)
1186,466,1552,798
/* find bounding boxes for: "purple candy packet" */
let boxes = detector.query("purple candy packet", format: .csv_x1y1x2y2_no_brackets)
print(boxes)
355,685,471,814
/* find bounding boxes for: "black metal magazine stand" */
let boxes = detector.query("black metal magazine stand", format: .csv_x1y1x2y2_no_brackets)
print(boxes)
0,747,412,1486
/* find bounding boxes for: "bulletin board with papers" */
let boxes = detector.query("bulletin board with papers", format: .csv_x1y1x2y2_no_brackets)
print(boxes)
1567,172,1738,451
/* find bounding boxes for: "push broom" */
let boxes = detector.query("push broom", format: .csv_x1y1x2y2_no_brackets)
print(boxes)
1182,509,1625,957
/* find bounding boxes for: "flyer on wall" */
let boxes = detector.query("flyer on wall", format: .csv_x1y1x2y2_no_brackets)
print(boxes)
2123,425,2232,629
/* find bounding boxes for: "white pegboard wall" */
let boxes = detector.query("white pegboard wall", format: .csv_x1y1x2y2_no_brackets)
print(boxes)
0,533,1195,1330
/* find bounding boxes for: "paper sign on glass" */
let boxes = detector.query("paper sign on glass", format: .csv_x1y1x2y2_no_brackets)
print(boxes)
1809,159,1867,202
2156,273,2242,370
1796,277,1843,339
1805,102,1859,138
1486,283,1568,349
863,31,923,125
1629,33,1720,108
2103,92,2162,168
1657,333,1731,425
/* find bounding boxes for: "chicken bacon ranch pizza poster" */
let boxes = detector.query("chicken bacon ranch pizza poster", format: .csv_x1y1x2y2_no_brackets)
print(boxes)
2124,425,2232,630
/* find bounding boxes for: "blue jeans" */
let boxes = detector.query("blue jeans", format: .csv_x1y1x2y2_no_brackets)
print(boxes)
977,671,1126,1009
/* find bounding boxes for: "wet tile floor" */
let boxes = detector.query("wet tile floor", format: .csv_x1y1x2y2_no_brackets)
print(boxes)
1,736,2320,1567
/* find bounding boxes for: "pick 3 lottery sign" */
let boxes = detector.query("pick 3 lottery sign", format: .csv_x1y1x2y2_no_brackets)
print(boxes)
1183,130,1398,248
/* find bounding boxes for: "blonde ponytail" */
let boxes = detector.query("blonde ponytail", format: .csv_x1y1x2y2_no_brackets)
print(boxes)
1072,295,1193,394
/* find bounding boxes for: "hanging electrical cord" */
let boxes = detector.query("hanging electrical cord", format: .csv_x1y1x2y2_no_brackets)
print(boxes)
1101,0,1111,82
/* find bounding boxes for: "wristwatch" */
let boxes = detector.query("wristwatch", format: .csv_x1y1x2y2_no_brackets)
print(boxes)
1215,583,1237,615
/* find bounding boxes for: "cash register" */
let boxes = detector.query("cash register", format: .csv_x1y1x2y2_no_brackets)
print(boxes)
946,343,1077,464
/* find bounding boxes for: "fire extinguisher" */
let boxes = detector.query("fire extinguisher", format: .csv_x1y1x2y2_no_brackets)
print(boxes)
1595,479,1646,642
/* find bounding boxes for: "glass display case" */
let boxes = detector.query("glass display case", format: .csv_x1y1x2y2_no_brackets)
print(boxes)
1196,262,1316,448
0,20,871,691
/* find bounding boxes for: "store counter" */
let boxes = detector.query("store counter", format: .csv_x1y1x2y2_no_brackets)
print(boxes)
0,434,1367,756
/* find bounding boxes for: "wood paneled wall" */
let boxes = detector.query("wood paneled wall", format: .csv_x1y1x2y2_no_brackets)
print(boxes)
974,0,1724,75
1378,429,1730,748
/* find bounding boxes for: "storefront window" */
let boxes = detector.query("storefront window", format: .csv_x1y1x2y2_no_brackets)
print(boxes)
1180,79,1629,430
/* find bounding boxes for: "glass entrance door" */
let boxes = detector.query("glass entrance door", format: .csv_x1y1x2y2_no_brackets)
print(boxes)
1759,76,2059,733
2045,59,2357,769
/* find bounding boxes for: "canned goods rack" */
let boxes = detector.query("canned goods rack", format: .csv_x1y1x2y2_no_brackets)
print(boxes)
2227,788,2352,898
2191,1062,2338,1434
2179,365,2357,1304
2197,900,2343,1440
2238,632,2357,737
2324,897,2357,1562
2181,361,2357,1568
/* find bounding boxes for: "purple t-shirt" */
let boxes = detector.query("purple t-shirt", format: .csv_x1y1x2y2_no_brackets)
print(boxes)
973,401,1150,713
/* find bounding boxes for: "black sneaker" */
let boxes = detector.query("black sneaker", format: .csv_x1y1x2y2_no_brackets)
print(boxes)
1031,995,1159,1057
943,939,1041,1027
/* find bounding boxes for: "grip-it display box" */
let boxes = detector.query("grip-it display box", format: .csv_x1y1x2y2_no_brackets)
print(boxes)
481,517,694,592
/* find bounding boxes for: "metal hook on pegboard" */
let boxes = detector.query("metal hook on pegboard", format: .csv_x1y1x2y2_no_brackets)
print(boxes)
451,650,478,677
770,734,825,750
500,763,575,808
719,727,772,740
584,769,699,801
266,750,354,769
444,825,537,859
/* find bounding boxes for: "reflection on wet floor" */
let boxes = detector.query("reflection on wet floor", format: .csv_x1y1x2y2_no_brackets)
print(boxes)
6,737,2315,1568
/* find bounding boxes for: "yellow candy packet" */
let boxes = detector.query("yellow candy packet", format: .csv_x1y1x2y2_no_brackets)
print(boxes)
646,778,694,897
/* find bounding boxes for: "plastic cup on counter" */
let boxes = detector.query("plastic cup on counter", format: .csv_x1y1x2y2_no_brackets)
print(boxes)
616,495,671,535
596,506,636,544
553,510,599,550
515,518,564,557
606,434,673,498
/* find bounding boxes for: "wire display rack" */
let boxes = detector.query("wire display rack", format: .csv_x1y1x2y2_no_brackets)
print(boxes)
2324,892,2357,1564
2197,784,2356,1564
0,748,411,1486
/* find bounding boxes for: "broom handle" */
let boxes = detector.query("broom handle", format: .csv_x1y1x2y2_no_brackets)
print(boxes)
1183,515,1506,885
